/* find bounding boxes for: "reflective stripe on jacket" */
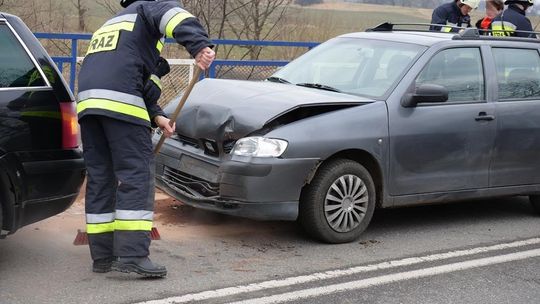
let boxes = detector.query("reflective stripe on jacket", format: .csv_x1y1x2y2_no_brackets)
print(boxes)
77,0,213,127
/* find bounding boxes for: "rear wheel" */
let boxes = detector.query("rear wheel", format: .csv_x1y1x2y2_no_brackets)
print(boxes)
299,159,376,243
529,195,540,215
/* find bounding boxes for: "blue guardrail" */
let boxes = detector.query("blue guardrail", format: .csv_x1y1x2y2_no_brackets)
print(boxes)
34,32,319,92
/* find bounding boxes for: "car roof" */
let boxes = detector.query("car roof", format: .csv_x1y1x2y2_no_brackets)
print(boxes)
340,31,451,46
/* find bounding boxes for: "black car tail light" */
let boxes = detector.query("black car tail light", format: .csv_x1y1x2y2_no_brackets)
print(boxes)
59,101,79,149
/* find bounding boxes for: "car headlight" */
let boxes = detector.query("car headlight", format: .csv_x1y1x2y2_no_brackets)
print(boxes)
232,137,288,157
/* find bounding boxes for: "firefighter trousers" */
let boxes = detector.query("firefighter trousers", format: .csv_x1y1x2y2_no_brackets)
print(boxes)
80,115,155,260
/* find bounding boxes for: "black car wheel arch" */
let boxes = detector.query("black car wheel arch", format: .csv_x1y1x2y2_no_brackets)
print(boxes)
0,200,3,234
529,195,540,215
0,161,17,236
299,159,376,243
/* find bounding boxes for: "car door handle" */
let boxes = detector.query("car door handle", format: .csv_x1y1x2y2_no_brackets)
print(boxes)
475,112,495,121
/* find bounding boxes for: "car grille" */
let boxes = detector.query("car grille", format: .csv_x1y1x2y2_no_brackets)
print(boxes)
174,134,200,149
223,140,236,154
163,166,219,197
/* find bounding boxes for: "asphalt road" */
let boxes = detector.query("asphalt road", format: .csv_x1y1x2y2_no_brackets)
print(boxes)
1,194,539,304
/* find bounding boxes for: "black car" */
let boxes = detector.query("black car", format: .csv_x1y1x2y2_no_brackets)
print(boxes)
154,24,540,243
0,12,85,238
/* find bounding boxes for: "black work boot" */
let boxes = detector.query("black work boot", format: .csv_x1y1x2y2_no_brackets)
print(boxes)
111,257,167,277
92,257,116,273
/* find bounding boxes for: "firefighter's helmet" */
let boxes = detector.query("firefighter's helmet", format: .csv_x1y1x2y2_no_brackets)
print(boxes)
504,0,534,6
460,0,481,9
120,0,156,8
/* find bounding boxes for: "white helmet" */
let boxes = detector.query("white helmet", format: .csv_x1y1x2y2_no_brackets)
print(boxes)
460,0,481,9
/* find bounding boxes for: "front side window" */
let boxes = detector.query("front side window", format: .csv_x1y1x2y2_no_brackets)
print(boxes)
0,23,46,88
416,48,485,103
492,48,540,100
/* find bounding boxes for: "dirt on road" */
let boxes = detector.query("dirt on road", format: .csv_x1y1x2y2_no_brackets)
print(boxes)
56,182,289,243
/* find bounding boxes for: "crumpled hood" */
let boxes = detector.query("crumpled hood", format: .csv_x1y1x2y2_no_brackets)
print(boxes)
164,78,373,142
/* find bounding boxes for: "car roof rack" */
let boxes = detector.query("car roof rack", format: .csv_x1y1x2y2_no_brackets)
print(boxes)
366,22,466,33
367,22,540,43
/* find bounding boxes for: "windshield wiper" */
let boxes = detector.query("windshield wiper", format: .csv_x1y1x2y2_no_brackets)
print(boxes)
296,83,342,93
266,76,291,84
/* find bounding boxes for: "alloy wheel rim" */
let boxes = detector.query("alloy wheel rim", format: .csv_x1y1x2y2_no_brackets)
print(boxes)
324,174,368,233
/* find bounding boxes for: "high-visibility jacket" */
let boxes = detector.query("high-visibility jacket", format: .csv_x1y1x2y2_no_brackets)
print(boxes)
77,0,213,127
430,1,472,33
490,4,534,38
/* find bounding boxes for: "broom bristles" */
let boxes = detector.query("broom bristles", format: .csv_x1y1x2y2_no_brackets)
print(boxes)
73,227,161,246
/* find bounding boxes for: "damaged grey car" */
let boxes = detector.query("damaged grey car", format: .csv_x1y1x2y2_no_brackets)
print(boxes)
154,26,540,243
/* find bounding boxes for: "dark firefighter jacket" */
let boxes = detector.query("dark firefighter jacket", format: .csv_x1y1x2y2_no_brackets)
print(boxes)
77,0,213,127
490,4,534,38
430,1,471,33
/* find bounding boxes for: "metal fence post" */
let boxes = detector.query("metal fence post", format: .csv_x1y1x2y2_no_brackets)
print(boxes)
70,39,78,92
208,63,216,79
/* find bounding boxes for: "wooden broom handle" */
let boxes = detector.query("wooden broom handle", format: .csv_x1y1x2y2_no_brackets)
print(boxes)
154,66,202,154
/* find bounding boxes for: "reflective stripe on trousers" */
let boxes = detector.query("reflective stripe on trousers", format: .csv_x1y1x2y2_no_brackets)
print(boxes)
86,211,154,234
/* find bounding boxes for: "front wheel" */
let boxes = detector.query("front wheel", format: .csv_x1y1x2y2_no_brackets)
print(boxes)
299,159,376,243
529,195,540,215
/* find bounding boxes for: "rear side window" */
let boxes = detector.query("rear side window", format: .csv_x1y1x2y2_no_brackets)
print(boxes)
0,23,46,88
492,48,540,100
416,48,485,103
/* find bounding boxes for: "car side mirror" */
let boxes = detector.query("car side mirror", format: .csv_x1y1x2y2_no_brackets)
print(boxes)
401,84,449,108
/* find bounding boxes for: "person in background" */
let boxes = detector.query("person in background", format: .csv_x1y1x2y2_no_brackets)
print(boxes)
430,0,481,32
476,0,505,32
491,0,536,37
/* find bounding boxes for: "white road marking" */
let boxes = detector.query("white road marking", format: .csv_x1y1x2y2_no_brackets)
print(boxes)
230,248,540,304
138,238,540,304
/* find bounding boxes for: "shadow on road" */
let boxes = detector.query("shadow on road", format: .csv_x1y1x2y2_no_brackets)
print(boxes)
153,193,537,243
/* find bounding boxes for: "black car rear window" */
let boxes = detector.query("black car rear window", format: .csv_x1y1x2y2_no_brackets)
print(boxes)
0,23,46,88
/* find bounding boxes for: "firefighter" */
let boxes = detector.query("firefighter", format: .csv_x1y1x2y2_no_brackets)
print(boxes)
430,0,480,32
490,0,535,38
476,0,505,33
77,0,215,277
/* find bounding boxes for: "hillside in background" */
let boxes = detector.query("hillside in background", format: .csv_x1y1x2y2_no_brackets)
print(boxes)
342,0,540,15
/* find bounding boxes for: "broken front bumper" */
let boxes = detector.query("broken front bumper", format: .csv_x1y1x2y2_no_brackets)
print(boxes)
153,135,319,221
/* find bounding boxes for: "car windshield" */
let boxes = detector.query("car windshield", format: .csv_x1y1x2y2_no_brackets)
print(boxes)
271,38,427,98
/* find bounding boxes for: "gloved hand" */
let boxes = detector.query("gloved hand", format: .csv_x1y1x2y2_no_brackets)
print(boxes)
155,57,170,78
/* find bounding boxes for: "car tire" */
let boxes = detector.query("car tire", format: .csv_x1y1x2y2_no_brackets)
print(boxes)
299,159,376,244
529,195,540,215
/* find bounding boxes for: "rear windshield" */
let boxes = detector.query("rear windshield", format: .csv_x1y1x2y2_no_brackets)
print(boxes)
0,23,46,88
272,38,427,98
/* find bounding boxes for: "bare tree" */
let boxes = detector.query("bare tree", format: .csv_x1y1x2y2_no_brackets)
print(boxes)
69,0,87,32
95,0,120,16
227,0,291,60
